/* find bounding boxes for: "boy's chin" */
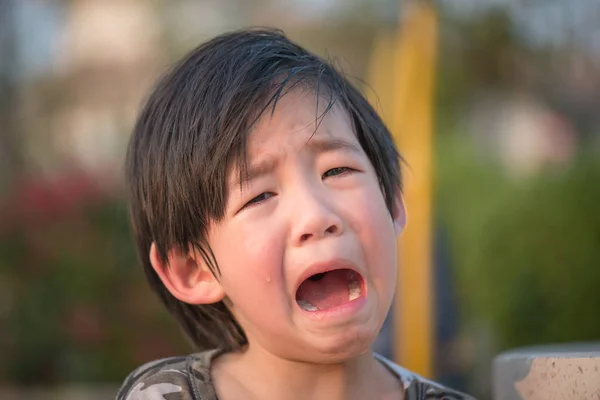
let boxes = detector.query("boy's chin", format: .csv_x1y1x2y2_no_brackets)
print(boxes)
313,343,373,364
293,329,378,364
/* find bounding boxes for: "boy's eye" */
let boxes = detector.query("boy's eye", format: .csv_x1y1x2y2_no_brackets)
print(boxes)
243,192,274,209
322,167,353,179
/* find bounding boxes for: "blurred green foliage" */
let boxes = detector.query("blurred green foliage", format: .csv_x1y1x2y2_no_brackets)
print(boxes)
0,179,189,385
437,135,600,351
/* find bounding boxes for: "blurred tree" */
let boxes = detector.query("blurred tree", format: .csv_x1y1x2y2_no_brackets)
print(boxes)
0,176,190,384
437,135,600,397
457,8,523,91
0,0,24,191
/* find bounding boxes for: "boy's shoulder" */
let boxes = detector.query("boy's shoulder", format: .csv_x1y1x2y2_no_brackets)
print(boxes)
116,350,476,400
115,349,220,400
374,353,477,399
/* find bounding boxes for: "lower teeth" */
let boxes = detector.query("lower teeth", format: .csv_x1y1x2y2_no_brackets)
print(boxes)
297,299,318,311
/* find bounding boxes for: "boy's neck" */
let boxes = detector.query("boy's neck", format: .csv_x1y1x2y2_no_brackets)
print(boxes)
211,345,403,400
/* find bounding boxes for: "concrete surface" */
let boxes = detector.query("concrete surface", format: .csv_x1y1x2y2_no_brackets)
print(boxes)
493,343,600,400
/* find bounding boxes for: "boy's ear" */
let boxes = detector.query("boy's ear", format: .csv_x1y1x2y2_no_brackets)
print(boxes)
392,190,407,236
149,242,225,305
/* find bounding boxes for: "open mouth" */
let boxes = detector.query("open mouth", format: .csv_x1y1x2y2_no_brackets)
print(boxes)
295,269,364,312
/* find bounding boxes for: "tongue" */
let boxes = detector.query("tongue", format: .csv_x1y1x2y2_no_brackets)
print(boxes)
296,269,350,310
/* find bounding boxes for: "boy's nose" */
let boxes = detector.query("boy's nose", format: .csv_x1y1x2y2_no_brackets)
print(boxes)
290,193,343,247
297,224,340,243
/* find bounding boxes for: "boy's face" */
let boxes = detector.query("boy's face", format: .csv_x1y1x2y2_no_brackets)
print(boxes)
207,90,404,363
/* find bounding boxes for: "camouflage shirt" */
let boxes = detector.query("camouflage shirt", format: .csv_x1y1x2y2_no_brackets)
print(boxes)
116,349,475,400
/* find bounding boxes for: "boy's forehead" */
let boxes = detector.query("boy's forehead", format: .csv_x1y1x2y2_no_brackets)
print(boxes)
246,91,356,155
225,91,361,189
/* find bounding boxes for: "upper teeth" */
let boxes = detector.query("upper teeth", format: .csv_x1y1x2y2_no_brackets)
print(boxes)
349,277,361,301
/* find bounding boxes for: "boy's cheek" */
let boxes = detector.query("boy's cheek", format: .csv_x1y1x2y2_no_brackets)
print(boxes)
350,187,398,287
223,272,291,335
343,187,394,236
214,230,285,294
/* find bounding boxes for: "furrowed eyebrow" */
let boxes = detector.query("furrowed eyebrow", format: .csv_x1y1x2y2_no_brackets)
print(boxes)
234,156,279,190
303,137,362,155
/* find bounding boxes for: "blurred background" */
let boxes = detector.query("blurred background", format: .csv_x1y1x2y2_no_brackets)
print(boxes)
1,0,599,399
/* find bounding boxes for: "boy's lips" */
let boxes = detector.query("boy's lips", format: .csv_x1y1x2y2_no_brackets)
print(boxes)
293,259,366,313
